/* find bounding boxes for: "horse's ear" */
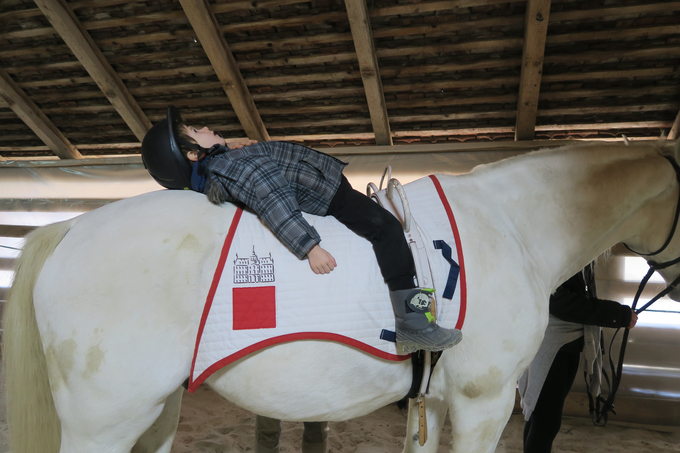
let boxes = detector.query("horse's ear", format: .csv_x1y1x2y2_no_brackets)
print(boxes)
622,135,630,146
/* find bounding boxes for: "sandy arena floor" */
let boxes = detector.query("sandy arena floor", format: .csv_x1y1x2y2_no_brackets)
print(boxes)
168,386,680,453
1,373,679,452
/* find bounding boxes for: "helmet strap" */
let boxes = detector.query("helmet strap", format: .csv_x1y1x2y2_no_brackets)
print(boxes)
177,138,210,161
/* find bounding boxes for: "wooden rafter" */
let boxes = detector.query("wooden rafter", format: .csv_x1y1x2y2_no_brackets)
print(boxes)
0,66,81,160
179,0,269,142
0,225,37,238
669,110,680,140
344,0,392,145
33,0,152,142
515,0,551,141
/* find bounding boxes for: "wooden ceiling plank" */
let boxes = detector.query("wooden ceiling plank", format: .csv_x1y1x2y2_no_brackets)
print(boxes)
211,0,309,14
539,103,678,116
550,2,680,23
220,11,347,34
669,110,680,140
515,0,551,141
542,67,674,83
0,66,81,160
2,133,669,157
33,0,152,142
179,0,269,142
547,25,680,45
373,15,525,40
8,42,679,81
88,22,680,56
536,122,672,131
0,225,37,238
370,0,514,17
544,46,680,65
8,75,678,114
0,0,142,22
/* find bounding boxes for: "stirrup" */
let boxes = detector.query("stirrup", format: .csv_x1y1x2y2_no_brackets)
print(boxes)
366,165,412,233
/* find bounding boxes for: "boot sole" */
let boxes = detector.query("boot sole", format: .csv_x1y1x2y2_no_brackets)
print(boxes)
396,330,463,353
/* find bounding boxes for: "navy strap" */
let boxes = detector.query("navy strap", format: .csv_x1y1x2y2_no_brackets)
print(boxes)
433,240,460,300
380,329,396,343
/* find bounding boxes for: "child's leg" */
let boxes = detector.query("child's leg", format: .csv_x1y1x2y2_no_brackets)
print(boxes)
326,176,462,352
326,176,416,291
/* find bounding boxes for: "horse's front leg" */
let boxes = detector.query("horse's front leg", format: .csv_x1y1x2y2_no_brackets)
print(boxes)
446,380,517,453
403,396,449,453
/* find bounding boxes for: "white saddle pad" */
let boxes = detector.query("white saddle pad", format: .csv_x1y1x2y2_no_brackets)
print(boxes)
189,175,467,391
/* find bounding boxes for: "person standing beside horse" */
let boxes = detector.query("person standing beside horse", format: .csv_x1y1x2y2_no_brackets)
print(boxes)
518,262,638,452
141,105,462,353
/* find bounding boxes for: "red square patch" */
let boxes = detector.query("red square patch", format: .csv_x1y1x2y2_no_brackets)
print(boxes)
232,286,276,330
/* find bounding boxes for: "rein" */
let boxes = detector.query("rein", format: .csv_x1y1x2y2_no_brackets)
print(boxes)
590,155,680,426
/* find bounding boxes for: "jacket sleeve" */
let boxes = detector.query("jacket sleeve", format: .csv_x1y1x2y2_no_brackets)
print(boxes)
549,285,632,328
247,155,322,260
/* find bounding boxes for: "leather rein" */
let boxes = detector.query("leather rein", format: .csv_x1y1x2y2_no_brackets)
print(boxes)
590,154,680,426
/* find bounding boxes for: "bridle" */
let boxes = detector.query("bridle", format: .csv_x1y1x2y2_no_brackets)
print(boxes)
623,155,680,314
591,154,680,426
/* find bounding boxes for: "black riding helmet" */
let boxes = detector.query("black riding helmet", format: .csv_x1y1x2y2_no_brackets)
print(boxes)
141,105,203,190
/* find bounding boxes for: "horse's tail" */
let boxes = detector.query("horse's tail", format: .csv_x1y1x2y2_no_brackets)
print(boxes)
3,220,74,453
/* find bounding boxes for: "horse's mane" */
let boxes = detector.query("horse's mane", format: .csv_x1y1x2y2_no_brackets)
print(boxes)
467,139,678,178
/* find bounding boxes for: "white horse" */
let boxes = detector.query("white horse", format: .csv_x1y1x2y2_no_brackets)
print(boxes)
5,140,680,453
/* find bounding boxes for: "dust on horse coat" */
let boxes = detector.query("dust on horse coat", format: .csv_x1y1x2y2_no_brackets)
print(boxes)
5,141,680,453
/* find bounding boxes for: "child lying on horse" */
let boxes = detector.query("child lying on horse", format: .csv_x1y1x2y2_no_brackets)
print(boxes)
141,105,462,352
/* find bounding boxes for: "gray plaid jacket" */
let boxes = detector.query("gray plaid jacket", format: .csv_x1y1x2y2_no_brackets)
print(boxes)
204,141,347,259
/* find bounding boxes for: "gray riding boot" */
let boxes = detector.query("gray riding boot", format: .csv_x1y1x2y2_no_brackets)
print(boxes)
390,288,463,352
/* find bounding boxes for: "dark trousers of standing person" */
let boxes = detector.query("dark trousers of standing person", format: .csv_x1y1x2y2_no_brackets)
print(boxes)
256,415,328,453
326,175,416,292
523,336,584,453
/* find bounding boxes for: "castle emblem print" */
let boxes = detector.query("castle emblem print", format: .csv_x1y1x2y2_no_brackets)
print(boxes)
233,246,275,284
231,246,276,330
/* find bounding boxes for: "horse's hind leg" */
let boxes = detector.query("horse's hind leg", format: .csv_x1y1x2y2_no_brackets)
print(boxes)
447,380,517,453
132,387,184,453
57,387,177,453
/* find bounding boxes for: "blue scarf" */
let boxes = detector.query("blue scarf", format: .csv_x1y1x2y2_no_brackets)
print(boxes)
190,144,231,193
190,157,208,193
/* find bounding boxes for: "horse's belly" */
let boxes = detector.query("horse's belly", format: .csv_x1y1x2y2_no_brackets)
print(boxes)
205,341,413,421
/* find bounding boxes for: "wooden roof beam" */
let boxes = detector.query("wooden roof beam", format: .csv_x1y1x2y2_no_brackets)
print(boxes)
179,0,269,142
515,0,551,141
669,109,680,140
0,66,81,160
344,0,392,146
33,0,152,142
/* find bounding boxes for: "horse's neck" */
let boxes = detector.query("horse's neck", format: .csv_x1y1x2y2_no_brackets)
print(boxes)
456,144,677,290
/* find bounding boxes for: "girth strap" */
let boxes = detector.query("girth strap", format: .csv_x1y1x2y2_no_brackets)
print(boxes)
405,350,443,400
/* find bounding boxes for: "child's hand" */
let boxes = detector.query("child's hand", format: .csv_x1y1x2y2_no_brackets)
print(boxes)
307,244,336,274
229,140,259,149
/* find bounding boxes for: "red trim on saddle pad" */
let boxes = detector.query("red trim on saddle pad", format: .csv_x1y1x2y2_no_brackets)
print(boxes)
429,175,467,330
189,207,244,390
193,332,411,392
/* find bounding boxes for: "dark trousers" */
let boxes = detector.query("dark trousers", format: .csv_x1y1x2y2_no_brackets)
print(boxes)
523,336,584,453
255,415,328,453
326,176,417,291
